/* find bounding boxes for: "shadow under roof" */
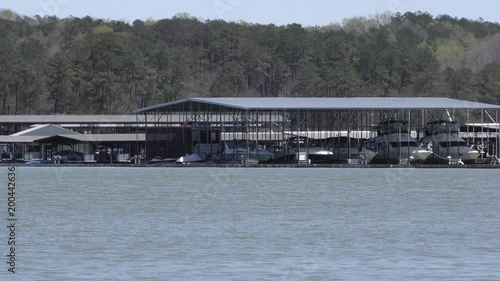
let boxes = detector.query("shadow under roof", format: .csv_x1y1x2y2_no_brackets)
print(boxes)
134,97,500,113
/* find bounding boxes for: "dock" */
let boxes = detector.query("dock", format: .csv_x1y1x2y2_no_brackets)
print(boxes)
2,162,499,169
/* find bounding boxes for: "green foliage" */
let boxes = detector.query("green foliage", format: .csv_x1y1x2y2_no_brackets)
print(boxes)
444,67,478,101
478,64,500,104
173,12,199,21
48,52,78,113
436,39,465,63
92,25,114,35
0,11,499,115
342,16,378,33
0,9,15,20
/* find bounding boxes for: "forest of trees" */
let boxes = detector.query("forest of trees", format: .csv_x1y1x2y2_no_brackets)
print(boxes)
1,9,500,115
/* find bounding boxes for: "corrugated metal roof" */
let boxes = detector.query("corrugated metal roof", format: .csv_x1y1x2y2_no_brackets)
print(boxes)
0,134,145,143
12,124,81,136
134,97,500,113
0,115,138,123
0,136,38,143
0,113,283,124
466,123,500,130
74,134,145,142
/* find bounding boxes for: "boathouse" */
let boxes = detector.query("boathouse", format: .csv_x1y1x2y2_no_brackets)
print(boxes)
134,97,500,163
0,115,147,162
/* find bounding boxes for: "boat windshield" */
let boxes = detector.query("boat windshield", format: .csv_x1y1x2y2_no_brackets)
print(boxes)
425,120,460,135
225,140,253,149
377,121,409,135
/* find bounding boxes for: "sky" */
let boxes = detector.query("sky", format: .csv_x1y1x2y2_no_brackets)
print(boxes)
1,0,499,26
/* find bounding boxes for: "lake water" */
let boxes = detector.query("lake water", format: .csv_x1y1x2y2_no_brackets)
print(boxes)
2,167,500,280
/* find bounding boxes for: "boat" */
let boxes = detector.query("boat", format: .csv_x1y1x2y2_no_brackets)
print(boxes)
25,160,53,165
52,150,84,163
217,140,273,163
94,145,112,163
273,137,333,163
148,156,177,164
308,147,336,163
175,153,204,164
421,120,480,164
327,137,377,164
1,147,12,161
371,120,431,164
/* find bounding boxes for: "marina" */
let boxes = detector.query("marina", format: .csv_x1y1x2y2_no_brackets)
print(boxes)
134,97,500,167
0,97,499,167
3,161,500,169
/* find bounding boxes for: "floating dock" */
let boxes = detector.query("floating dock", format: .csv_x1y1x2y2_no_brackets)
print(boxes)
2,162,499,169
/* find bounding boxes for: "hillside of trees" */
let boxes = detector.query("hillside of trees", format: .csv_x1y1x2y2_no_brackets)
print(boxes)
1,10,500,114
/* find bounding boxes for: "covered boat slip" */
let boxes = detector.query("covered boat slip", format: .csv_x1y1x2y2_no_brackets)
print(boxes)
0,124,145,163
0,115,149,163
134,97,500,164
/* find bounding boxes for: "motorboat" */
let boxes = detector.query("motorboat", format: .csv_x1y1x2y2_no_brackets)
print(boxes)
421,120,480,164
308,147,336,163
272,137,301,162
273,137,335,163
216,140,273,163
148,156,177,164
371,120,431,164
175,153,204,164
327,137,377,164
25,160,53,165
52,150,84,163
273,137,376,164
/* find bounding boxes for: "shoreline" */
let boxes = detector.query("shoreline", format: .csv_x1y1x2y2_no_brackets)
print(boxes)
1,163,499,169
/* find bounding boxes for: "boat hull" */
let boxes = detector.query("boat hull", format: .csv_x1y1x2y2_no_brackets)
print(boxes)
422,120,481,165
332,148,377,164
274,147,377,164
422,142,480,165
371,135,432,163
424,151,481,164
217,141,273,163
371,148,431,164
175,154,204,164
220,152,273,163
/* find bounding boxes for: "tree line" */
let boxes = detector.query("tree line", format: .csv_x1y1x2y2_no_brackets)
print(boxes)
1,10,500,115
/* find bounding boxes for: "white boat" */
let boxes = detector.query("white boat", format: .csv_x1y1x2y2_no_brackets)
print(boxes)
273,137,335,163
371,120,431,164
421,120,480,164
148,156,177,164
175,153,204,164
217,140,273,163
306,146,336,163
327,137,378,164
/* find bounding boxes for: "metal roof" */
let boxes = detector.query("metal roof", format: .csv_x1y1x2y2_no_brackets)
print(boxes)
11,124,81,136
0,114,209,125
0,134,145,143
0,136,38,143
2,124,145,143
134,97,500,113
465,123,500,130
75,134,145,142
0,115,138,124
